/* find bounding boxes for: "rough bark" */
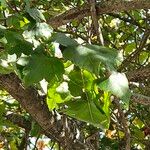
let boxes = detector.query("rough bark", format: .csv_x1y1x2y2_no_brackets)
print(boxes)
48,0,150,28
0,73,87,149
127,67,150,82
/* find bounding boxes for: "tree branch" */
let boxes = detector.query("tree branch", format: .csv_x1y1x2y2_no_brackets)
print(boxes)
127,67,150,82
119,29,150,71
48,0,150,28
114,98,131,150
131,93,150,105
108,13,143,29
0,73,87,149
89,0,104,45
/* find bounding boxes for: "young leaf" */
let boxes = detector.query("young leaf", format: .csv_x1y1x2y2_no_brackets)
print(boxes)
46,83,64,110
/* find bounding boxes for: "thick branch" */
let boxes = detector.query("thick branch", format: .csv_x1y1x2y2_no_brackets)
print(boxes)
48,0,150,28
0,73,87,149
127,67,150,82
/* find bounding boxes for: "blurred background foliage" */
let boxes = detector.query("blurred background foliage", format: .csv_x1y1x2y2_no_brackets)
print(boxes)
0,0,149,149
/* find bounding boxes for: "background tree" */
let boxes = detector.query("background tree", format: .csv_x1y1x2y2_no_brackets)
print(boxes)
0,0,149,149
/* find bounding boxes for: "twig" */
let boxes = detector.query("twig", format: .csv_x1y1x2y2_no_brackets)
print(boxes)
113,98,130,150
131,93,150,105
50,141,55,150
33,134,40,150
89,0,104,45
108,13,144,29
119,29,150,71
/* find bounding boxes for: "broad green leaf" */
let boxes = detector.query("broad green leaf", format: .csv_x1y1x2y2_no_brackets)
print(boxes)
82,70,95,91
6,40,33,56
6,15,21,29
133,117,144,129
0,0,7,7
26,7,46,22
63,44,121,75
132,127,144,140
63,100,109,128
4,30,33,56
10,140,18,150
68,69,94,96
68,69,83,96
5,30,24,43
98,72,131,107
23,54,64,85
51,33,78,47
98,72,129,98
0,52,15,74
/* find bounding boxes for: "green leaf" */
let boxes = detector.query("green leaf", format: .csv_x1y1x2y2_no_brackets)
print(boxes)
30,122,41,137
82,70,95,91
102,92,111,118
63,100,109,128
5,30,24,43
0,0,7,7
26,7,46,22
125,43,136,55
23,54,64,85
139,51,149,64
6,40,33,56
0,102,5,118
46,82,64,110
98,72,131,108
0,25,5,38
68,69,83,96
0,59,13,74
51,33,78,47
4,30,33,56
63,44,121,75
68,69,94,96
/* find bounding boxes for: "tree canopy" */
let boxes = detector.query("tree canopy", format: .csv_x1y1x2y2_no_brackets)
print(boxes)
0,0,150,149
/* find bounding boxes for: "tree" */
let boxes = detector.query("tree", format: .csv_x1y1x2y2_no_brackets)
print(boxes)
0,0,149,149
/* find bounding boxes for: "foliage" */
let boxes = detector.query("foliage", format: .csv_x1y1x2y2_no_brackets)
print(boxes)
0,0,149,149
